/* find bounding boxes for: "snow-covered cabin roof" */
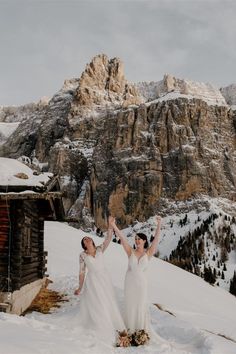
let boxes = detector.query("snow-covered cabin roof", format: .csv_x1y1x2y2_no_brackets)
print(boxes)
0,157,53,189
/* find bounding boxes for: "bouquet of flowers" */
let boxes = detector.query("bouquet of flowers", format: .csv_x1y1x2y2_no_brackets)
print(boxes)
116,330,131,347
116,329,150,347
130,329,150,346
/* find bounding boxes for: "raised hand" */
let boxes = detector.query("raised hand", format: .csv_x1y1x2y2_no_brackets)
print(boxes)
108,216,116,228
156,215,162,224
74,288,81,296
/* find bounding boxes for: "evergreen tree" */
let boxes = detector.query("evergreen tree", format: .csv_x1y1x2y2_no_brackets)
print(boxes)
204,266,216,284
213,268,217,278
183,214,188,225
220,246,228,262
229,271,236,296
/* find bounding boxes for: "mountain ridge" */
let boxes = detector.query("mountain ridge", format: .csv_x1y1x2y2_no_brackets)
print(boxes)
0,54,235,230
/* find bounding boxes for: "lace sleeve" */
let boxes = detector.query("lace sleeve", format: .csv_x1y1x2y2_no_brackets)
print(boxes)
79,252,86,275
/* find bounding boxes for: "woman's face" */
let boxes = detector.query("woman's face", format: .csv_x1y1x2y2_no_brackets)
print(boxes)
83,236,93,249
135,235,145,248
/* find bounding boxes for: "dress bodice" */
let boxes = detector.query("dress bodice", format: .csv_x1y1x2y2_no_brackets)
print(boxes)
127,250,149,273
80,247,106,274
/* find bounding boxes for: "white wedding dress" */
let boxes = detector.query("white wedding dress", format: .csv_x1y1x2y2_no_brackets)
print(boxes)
77,243,125,344
124,249,171,348
124,249,151,333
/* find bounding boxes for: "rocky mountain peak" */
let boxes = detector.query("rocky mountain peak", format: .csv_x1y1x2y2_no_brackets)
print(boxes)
81,54,125,92
136,74,227,106
71,54,142,115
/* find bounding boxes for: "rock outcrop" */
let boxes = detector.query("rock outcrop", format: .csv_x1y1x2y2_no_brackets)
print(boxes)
70,54,142,118
136,74,227,106
0,55,236,229
221,84,236,109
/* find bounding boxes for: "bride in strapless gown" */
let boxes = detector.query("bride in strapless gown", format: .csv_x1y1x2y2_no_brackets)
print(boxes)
74,218,125,344
110,215,162,336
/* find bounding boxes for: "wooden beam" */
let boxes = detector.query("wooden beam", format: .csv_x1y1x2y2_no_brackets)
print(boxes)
0,192,63,200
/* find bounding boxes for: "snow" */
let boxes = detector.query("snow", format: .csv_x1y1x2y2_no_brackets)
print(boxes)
0,122,20,144
145,92,226,108
137,75,227,108
1,221,236,353
220,84,236,106
0,157,53,187
135,80,163,102
53,139,95,160
121,196,236,292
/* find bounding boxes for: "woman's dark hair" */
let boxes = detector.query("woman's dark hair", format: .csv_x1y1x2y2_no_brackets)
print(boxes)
136,233,149,249
81,237,96,250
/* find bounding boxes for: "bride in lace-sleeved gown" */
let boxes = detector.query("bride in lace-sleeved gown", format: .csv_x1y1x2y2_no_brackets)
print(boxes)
110,215,163,338
74,217,125,344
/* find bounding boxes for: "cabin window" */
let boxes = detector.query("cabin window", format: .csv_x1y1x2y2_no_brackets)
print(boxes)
22,216,32,257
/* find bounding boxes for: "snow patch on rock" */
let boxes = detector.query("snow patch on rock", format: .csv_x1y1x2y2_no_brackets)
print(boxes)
136,74,227,107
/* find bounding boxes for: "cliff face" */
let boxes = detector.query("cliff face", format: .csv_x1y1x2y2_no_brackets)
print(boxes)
68,98,235,228
221,84,236,108
1,54,236,229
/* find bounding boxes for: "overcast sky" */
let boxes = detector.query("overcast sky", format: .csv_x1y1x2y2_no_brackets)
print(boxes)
0,0,235,106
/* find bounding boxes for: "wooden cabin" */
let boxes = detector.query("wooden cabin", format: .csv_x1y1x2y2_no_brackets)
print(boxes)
0,158,64,314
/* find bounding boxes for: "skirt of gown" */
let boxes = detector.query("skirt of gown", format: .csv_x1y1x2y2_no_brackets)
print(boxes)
124,252,171,348
124,253,150,333
75,250,125,345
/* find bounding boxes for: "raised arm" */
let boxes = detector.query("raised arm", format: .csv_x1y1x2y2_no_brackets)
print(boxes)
100,221,113,252
110,217,132,257
147,216,162,258
74,253,86,295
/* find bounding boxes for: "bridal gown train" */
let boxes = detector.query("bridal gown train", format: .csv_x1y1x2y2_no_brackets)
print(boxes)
77,245,125,344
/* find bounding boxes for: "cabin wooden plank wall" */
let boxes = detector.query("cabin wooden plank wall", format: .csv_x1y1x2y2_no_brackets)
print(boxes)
0,200,10,292
10,200,21,291
10,200,47,292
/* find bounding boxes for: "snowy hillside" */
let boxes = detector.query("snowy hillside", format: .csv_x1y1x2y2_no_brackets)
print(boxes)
121,197,236,293
1,221,236,354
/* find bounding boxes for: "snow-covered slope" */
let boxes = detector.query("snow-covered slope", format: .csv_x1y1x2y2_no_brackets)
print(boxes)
44,222,236,338
1,221,236,354
121,197,236,293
